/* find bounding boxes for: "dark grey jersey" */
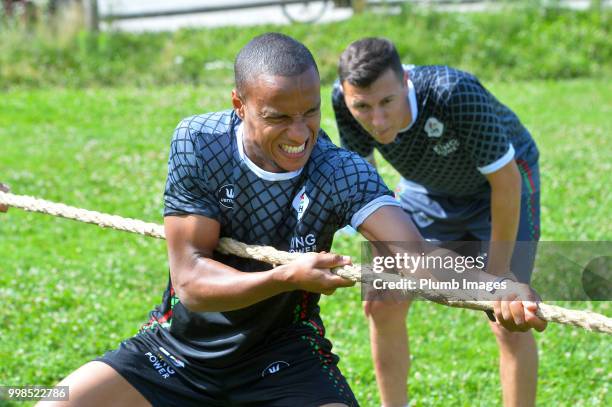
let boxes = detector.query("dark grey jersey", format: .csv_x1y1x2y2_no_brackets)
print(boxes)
145,110,397,367
333,65,539,198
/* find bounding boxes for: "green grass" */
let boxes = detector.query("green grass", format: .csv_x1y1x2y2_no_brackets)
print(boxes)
0,79,610,406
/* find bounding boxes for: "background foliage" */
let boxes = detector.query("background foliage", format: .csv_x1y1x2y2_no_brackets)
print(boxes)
0,4,610,406
0,6,610,88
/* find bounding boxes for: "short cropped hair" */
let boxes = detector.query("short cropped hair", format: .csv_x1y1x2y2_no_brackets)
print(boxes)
338,38,403,87
234,32,319,97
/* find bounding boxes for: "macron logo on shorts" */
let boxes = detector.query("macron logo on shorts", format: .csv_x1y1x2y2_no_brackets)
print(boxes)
261,361,290,377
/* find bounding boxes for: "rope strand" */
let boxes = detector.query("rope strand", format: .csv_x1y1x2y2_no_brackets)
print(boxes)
1,190,610,334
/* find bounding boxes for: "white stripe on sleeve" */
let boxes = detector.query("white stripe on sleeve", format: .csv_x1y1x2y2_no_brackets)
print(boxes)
478,144,515,174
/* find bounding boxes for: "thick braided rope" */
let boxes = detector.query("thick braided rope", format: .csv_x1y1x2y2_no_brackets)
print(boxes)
1,191,610,334
0,191,166,238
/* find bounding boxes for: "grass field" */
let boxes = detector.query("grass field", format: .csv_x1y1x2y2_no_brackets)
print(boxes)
0,79,610,406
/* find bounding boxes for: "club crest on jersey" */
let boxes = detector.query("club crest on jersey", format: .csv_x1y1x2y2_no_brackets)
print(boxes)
217,184,235,208
424,117,444,138
292,186,310,222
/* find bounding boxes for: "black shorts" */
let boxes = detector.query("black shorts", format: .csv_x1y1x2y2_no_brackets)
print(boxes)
96,327,359,407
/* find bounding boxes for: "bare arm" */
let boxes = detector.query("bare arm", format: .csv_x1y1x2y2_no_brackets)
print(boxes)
165,214,354,313
484,160,522,276
358,204,420,243
358,205,546,332
358,205,492,282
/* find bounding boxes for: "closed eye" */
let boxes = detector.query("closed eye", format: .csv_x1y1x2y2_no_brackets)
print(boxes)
264,115,290,123
353,103,370,111
305,107,320,117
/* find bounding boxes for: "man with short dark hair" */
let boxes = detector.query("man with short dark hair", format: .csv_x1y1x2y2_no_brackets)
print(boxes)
332,37,541,407
43,32,368,407
41,33,544,407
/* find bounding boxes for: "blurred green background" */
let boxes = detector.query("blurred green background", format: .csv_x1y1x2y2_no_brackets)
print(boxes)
0,1,610,406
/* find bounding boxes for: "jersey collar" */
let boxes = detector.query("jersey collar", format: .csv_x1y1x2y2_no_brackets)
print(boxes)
236,122,303,182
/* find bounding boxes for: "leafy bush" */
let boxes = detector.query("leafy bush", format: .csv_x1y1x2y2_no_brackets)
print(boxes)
0,6,609,88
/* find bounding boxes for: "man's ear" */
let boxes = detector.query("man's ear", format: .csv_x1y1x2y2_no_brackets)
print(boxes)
232,89,245,119
403,71,409,88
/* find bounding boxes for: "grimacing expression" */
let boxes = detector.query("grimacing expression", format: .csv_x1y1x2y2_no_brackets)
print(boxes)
232,67,321,173
342,68,412,144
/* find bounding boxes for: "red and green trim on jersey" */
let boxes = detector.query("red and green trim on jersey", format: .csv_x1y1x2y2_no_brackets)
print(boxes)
292,291,349,396
517,159,540,240
140,286,180,332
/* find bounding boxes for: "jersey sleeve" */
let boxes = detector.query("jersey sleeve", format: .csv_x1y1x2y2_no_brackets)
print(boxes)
331,152,400,229
448,78,515,174
332,82,376,159
163,118,220,220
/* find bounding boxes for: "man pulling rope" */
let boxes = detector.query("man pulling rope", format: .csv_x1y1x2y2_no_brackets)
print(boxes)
0,34,599,407
1,189,610,335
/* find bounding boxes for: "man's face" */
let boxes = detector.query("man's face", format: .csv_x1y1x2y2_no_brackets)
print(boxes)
232,67,321,173
342,68,411,144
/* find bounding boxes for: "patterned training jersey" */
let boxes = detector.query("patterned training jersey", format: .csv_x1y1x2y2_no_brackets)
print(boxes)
146,110,398,367
332,65,539,198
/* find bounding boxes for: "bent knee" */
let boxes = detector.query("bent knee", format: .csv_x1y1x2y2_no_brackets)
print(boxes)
37,361,150,407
